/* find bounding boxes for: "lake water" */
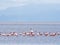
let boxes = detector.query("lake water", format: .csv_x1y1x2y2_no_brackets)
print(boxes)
0,24,60,45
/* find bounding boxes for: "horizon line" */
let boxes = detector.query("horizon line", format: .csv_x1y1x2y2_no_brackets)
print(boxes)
0,22,60,24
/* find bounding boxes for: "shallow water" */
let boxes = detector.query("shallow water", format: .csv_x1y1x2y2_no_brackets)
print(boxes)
0,44,57,45
0,24,60,44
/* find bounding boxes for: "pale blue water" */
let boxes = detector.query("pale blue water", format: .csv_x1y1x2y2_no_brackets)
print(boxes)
0,24,60,45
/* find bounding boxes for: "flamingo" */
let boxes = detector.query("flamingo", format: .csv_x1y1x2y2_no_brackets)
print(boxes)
37,32,43,36
49,32,56,36
57,32,60,35
9,32,18,36
44,32,49,36
26,30,35,36
1,33,6,36
6,34,11,36
22,32,26,36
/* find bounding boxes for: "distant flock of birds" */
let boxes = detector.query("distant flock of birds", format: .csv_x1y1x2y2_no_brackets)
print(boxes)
0,30,60,37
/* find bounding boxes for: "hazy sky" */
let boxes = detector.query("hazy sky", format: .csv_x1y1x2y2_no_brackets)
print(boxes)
0,0,60,22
